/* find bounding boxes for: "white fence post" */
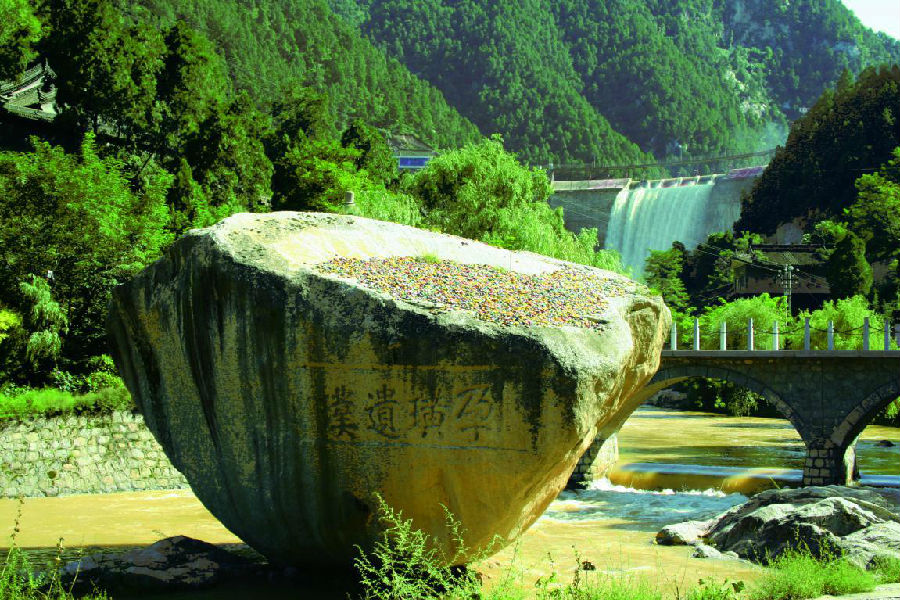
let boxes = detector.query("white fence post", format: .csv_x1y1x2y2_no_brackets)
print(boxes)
670,321,677,350
747,318,754,351
773,321,779,351
863,317,869,351
885,321,891,351
804,317,811,351
720,322,727,351
827,320,834,351
693,318,700,351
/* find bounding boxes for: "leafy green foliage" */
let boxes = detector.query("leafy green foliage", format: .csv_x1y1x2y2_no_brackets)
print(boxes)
699,293,789,350
0,136,171,382
0,0,42,79
412,137,624,271
341,119,397,186
0,384,133,419
826,232,872,299
18,276,67,367
644,245,689,312
129,0,481,150
354,496,482,600
846,147,900,262
40,0,165,137
149,21,232,156
792,296,892,351
0,308,22,345
748,548,877,600
872,555,900,583
738,65,900,234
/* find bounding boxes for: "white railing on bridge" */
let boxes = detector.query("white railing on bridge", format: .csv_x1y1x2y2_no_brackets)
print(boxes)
669,317,900,351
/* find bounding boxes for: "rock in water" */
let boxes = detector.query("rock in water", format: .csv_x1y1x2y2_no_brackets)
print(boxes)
108,212,669,567
663,486,900,567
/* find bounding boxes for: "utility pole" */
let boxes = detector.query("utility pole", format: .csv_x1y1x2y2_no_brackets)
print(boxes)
780,264,794,315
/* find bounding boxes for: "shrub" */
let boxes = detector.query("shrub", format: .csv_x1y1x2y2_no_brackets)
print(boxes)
872,555,900,583
749,549,877,600
0,385,134,419
354,496,482,600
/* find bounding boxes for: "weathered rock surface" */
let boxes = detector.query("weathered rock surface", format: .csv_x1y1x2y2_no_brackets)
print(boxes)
655,519,715,546
61,536,264,593
659,486,900,567
108,212,670,567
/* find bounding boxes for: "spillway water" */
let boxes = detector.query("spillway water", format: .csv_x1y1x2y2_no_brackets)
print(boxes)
599,173,757,275
606,181,721,275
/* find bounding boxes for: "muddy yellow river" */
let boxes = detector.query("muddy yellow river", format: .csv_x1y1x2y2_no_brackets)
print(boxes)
1,407,897,598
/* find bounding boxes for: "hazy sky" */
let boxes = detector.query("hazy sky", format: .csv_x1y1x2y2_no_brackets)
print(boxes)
841,0,900,40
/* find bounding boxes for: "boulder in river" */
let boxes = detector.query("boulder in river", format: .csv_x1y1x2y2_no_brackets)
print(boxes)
108,212,670,567
659,486,900,567
60,536,263,593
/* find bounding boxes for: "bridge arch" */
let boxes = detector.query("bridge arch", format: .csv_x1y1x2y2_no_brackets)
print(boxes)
829,377,900,449
648,365,807,441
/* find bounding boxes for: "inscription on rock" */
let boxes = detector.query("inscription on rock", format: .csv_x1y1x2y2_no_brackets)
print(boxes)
323,373,504,445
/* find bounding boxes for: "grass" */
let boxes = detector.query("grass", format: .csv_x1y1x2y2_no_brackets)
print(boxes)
0,387,134,421
353,497,900,600
746,549,878,600
416,252,442,264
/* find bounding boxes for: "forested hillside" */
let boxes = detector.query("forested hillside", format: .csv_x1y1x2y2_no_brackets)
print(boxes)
737,65,900,236
332,0,900,165
129,0,481,149
353,0,653,167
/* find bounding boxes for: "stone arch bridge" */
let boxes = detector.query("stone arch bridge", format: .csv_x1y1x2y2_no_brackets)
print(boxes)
575,350,900,487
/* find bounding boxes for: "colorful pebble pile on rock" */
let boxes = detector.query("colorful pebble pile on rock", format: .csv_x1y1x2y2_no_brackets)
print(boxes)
317,256,639,329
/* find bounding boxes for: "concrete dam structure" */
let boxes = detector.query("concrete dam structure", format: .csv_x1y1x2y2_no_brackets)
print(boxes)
549,167,763,274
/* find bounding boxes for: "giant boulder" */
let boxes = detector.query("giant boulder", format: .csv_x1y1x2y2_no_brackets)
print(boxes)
108,212,669,567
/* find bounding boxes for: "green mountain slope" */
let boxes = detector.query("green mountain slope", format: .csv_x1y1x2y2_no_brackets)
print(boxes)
356,0,654,166
332,0,899,165
129,0,481,149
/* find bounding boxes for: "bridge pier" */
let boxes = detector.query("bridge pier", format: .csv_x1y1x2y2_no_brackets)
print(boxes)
802,440,857,486
568,434,618,489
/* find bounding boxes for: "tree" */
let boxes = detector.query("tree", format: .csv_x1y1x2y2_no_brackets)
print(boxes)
18,275,67,367
826,231,872,299
40,0,165,138
644,245,689,313
271,138,360,212
846,147,900,262
0,136,171,380
738,65,900,234
181,93,273,220
268,86,338,159
411,136,622,270
0,0,42,80
150,21,231,158
340,119,397,186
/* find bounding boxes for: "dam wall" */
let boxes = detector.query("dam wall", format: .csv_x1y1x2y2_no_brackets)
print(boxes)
549,169,761,275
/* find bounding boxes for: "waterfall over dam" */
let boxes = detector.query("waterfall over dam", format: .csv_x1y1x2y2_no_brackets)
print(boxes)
549,168,762,275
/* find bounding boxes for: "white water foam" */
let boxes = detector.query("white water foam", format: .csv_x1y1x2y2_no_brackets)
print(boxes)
542,478,746,528
605,182,722,275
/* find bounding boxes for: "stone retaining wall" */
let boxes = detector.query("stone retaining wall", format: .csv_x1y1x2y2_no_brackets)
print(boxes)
0,412,188,498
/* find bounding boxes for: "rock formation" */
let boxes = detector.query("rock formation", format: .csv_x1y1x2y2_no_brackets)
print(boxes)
61,536,263,594
108,212,670,567
658,486,900,568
